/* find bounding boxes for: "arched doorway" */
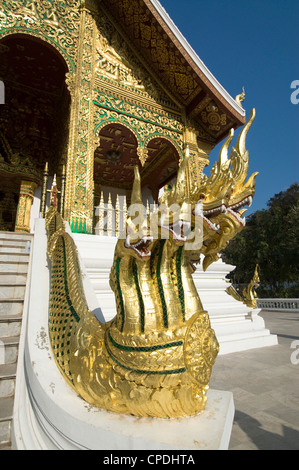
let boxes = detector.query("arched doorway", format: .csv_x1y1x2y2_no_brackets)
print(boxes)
94,122,140,198
93,125,181,235
94,127,180,199
143,137,180,201
0,34,70,231
93,123,139,235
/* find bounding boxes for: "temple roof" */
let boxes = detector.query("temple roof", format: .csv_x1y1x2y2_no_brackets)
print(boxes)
99,0,246,145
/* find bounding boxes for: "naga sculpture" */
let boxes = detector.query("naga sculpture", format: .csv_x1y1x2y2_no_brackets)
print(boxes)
226,264,260,309
46,109,257,418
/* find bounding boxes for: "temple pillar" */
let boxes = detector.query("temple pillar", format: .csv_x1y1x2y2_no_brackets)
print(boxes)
64,5,97,234
183,123,212,187
15,181,37,233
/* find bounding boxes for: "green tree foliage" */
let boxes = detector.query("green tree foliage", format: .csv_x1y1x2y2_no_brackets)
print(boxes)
222,183,299,298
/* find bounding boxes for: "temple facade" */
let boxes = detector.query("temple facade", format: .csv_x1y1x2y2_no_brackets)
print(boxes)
0,0,246,235
0,1,280,450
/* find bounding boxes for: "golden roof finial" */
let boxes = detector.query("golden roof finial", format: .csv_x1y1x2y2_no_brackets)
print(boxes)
235,86,245,108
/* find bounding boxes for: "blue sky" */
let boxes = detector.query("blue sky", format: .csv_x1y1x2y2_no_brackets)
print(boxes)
159,0,299,213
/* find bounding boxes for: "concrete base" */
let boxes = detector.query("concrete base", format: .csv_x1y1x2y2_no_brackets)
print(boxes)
14,378,234,450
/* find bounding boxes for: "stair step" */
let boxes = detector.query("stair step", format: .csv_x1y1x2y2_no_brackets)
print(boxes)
0,336,20,365
0,441,12,450
0,235,31,243
0,363,17,398
0,262,29,274
0,395,13,448
0,363,17,378
0,231,33,241
0,317,22,337
0,245,30,253
0,280,27,286
0,421,12,448
0,284,26,300
0,299,24,316
0,396,14,421
0,232,31,449
0,253,30,263
0,271,27,282
0,337,19,365
0,239,28,246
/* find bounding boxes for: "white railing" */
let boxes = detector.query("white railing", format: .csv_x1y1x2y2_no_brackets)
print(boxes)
94,192,155,237
258,298,299,312
94,193,127,237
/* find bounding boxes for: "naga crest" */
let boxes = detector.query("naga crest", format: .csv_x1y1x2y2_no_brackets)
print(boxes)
46,109,257,418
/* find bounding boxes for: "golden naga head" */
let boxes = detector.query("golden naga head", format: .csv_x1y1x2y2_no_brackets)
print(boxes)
185,109,258,270
123,109,258,268
156,156,194,244
122,166,153,259
242,264,260,308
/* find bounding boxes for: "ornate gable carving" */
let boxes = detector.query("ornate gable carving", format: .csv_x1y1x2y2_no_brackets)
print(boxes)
94,13,181,114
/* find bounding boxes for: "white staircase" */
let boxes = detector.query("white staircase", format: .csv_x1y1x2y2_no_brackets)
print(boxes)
73,233,277,354
73,233,117,322
0,231,33,450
